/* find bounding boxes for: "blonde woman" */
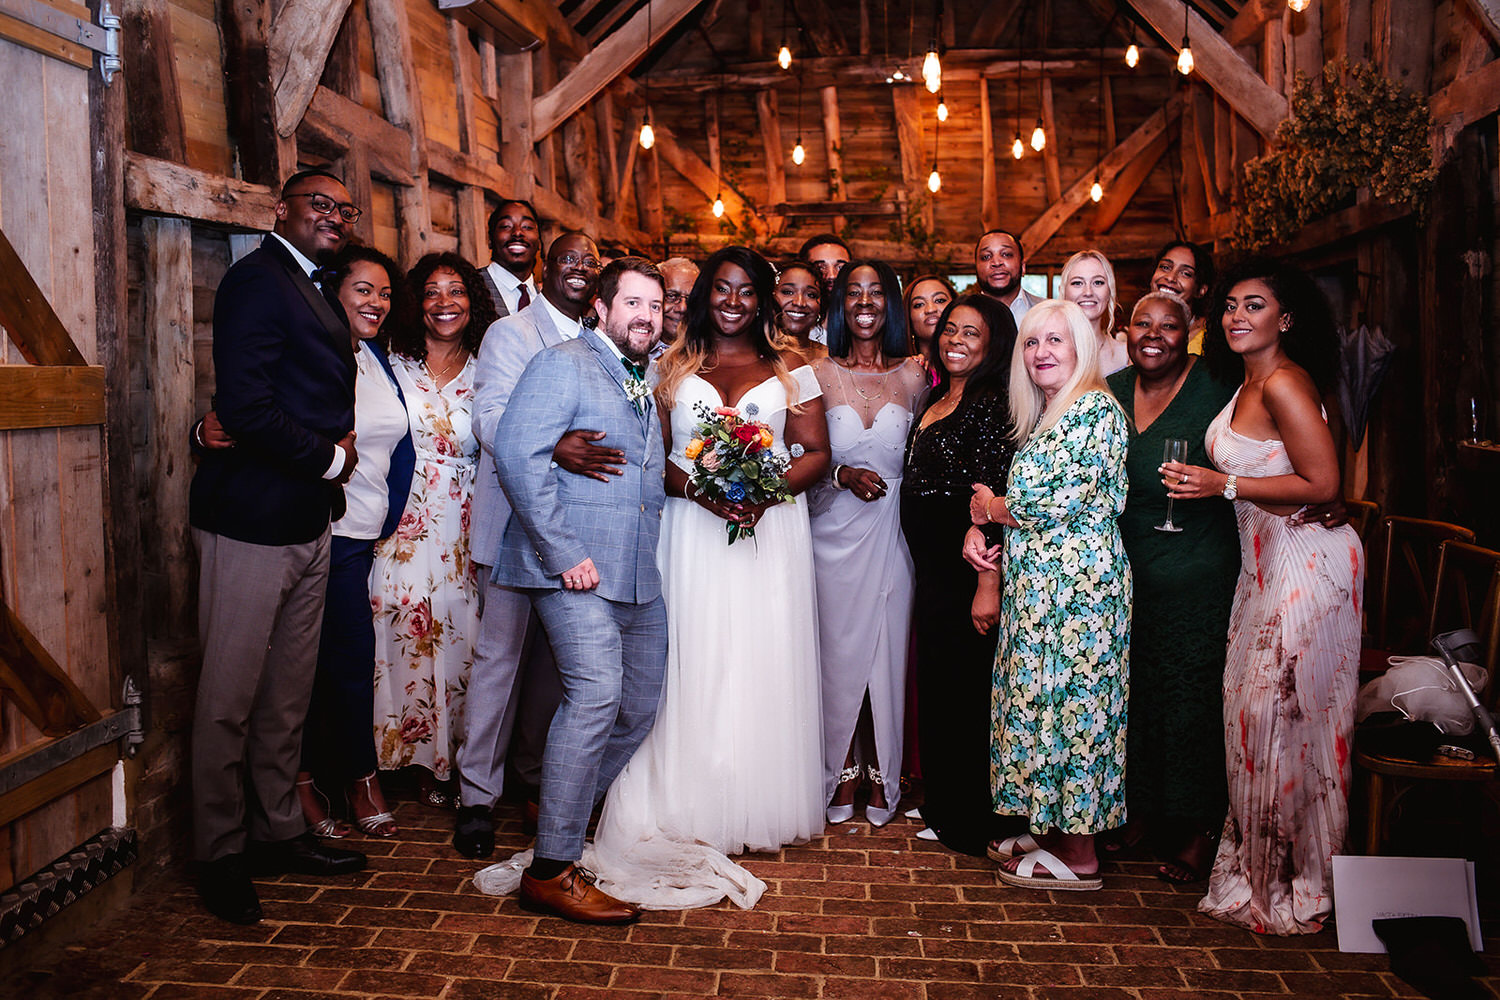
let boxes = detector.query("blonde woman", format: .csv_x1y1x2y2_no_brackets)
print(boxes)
963,300,1132,891
1060,250,1129,375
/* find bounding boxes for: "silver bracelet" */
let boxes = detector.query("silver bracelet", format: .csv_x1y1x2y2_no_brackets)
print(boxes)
831,464,848,489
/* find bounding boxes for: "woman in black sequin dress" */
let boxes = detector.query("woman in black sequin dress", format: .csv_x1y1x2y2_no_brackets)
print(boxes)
900,293,1018,856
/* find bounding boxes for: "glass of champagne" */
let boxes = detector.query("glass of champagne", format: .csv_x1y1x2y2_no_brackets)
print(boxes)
1155,438,1188,533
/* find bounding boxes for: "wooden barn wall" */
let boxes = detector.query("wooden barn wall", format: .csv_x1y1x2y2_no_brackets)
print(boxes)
0,34,114,891
98,0,1499,885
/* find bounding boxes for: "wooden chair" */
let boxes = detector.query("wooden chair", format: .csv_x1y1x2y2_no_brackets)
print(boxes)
1364,516,1476,668
1356,540,1500,854
1344,498,1381,545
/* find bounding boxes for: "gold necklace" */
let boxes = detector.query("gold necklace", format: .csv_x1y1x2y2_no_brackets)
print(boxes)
425,349,468,382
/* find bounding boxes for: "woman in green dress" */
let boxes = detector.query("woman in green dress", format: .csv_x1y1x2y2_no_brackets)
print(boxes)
964,299,1131,892
1104,291,1238,883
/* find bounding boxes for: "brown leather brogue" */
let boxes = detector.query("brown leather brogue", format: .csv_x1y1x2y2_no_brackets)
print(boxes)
519,864,641,924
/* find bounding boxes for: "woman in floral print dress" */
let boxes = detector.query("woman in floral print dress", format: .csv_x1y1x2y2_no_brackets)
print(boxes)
371,253,496,805
966,299,1131,892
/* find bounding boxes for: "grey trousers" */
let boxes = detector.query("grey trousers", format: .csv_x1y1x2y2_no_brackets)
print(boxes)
456,571,562,808
191,528,330,861
529,588,667,863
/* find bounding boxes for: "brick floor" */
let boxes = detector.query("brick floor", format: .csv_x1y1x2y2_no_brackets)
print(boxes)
11,791,1498,999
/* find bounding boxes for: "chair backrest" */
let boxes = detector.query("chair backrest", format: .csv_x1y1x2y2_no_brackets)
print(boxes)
1345,498,1381,544
1372,516,1477,650
1427,540,1500,707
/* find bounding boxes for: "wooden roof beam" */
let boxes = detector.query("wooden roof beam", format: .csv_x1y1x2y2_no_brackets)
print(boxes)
1123,0,1286,138
269,0,355,137
1462,0,1500,45
651,123,765,238
1089,129,1169,234
533,0,705,141
1021,91,1185,257
1223,0,1284,47
790,0,849,56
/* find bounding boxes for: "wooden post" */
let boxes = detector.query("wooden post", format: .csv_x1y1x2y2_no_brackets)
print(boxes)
758,89,787,208
220,0,297,184
563,109,603,222
535,52,559,193
450,18,478,155
338,145,375,248
120,0,187,162
1102,76,1116,150
367,0,431,265
635,147,664,246
890,86,932,235
1039,78,1062,205
498,50,536,193
820,85,845,231
1190,85,1223,215
457,185,487,267
141,218,196,641
91,0,145,706
978,79,1000,231
597,92,621,218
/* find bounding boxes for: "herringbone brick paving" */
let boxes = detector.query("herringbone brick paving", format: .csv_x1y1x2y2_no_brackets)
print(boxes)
12,790,1496,999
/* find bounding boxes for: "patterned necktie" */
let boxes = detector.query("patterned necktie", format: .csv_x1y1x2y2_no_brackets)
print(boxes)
516,283,531,310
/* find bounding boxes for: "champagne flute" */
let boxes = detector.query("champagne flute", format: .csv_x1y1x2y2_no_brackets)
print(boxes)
1155,438,1188,533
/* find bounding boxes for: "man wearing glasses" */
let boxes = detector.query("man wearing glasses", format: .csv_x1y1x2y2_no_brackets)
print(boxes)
188,169,368,924
653,256,699,359
458,232,620,859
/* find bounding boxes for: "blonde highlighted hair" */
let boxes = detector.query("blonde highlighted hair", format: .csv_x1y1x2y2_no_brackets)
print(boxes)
1060,249,1119,338
1008,299,1114,444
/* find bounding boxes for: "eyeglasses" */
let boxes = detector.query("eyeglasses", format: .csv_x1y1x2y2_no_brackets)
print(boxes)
664,290,689,304
555,252,602,271
286,192,362,224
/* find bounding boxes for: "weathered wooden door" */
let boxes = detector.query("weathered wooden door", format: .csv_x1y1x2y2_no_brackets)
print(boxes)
0,0,133,945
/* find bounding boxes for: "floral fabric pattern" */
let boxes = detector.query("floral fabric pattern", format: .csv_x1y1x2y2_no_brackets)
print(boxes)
1198,389,1362,936
371,354,480,780
991,390,1132,834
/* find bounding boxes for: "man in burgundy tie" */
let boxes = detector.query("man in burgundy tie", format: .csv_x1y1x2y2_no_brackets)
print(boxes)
478,199,540,318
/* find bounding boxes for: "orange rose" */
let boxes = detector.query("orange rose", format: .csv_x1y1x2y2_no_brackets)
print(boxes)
757,427,774,448
684,438,705,460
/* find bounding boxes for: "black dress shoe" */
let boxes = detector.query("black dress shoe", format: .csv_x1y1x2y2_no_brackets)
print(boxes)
246,832,367,876
453,804,495,859
198,854,263,924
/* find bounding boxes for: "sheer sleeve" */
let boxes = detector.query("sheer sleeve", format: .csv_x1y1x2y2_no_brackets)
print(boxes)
791,364,822,405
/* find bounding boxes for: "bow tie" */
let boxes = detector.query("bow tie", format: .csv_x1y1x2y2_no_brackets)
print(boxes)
310,266,335,287
620,356,646,381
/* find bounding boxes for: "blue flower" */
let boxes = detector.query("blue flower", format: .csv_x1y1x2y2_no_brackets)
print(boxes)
744,402,760,418
726,482,747,502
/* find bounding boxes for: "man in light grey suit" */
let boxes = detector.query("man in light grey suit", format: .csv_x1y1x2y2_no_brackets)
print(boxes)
494,257,667,924
457,233,620,859
975,229,1043,326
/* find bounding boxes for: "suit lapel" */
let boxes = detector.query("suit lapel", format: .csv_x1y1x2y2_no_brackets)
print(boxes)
528,300,567,348
263,236,355,369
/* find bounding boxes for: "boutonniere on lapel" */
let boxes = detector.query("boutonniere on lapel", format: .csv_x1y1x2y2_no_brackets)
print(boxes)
619,356,651,413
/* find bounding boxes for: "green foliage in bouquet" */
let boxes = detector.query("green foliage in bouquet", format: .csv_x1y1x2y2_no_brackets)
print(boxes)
1231,58,1435,251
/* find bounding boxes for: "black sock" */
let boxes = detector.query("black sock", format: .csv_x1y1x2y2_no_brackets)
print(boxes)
527,856,571,880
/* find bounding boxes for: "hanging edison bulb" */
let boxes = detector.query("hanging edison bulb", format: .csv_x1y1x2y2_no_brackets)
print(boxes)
927,167,941,193
1090,178,1103,203
936,99,949,122
639,119,655,149
778,44,792,70
1012,133,1025,159
1287,0,1310,10
712,193,725,218
1030,118,1046,152
1177,39,1194,75
1125,43,1139,68
792,140,806,165
922,47,941,93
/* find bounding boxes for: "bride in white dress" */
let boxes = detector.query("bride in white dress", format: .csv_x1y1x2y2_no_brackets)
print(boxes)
474,247,831,910
588,247,830,909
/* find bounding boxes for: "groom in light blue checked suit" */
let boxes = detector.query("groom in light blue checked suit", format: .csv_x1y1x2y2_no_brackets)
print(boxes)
492,257,667,924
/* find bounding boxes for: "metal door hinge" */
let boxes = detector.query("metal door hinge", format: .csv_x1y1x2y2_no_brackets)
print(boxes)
0,0,122,82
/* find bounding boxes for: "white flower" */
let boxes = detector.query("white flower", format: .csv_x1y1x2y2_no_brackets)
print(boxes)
788,443,805,458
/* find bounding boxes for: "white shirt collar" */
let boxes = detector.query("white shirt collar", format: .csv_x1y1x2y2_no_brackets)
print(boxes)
487,261,535,295
591,326,630,366
540,294,584,340
269,232,318,278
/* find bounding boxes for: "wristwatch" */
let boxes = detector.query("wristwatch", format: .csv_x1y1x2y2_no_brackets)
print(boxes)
1222,474,1238,501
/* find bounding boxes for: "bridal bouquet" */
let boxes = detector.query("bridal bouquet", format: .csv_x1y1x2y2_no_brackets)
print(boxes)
683,401,803,545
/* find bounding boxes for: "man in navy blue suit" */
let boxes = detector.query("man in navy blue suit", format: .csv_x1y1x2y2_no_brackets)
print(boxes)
189,169,367,924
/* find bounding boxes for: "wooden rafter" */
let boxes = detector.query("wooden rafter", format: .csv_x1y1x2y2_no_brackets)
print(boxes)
533,0,705,141
1089,129,1169,234
1465,0,1500,45
1021,91,1185,257
650,50,1166,89
790,0,849,57
1123,0,1286,138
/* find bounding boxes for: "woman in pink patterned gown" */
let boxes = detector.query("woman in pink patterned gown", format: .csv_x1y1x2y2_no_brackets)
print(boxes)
1162,257,1362,935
